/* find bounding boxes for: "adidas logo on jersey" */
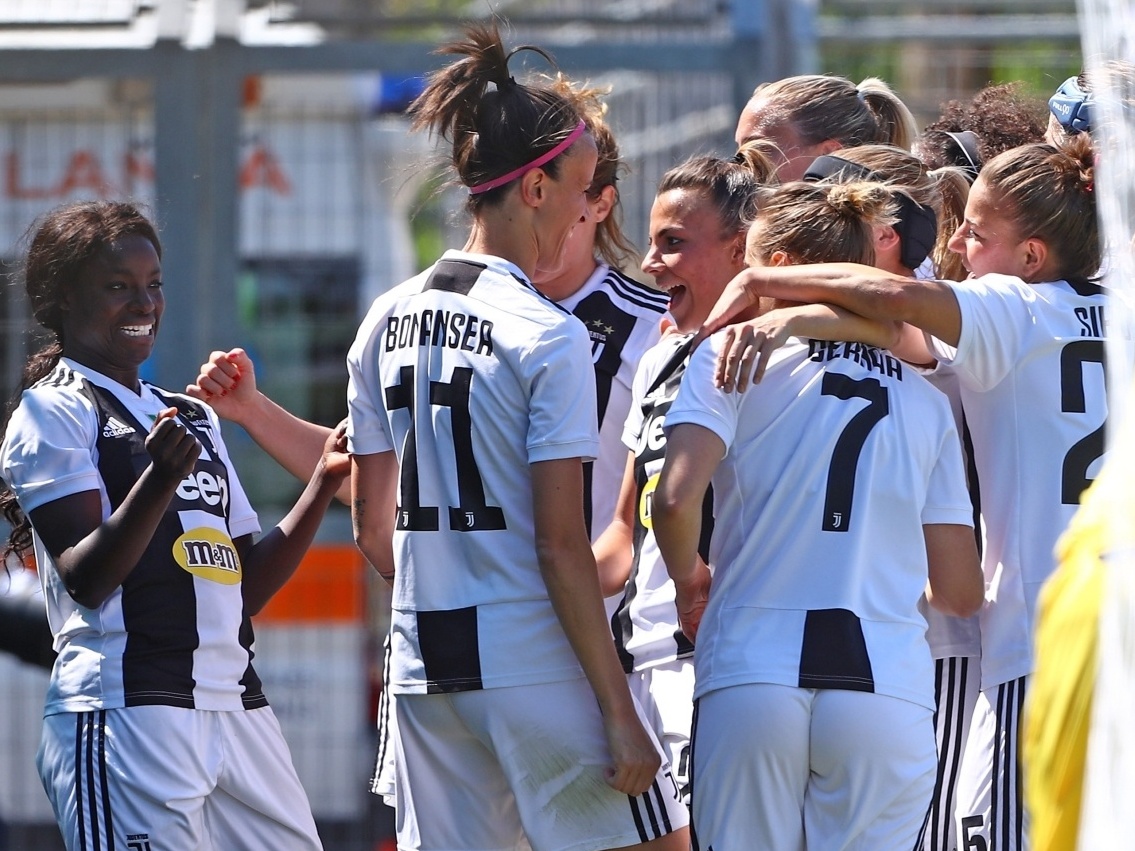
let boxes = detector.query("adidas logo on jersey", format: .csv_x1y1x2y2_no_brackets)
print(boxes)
102,417,133,438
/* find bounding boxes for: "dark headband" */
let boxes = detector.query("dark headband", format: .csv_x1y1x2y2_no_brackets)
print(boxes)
803,155,938,271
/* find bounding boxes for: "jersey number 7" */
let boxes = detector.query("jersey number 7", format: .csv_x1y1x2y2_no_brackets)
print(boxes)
386,364,507,532
821,373,889,533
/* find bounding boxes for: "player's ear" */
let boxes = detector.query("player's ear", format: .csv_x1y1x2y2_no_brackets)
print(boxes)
518,168,547,208
590,184,617,224
1020,236,1049,281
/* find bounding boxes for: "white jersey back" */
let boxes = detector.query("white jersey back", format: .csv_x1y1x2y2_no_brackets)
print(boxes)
557,264,668,537
667,336,973,710
347,250,599,695
929,273,1108,688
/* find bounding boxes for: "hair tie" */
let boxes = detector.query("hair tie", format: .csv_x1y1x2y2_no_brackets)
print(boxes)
856,88,867,104
468,120,587,196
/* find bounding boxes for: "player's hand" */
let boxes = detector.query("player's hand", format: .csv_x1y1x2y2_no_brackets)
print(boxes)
602,708,663,797
318,419,352,485
185,348,257,424
693,267,763,348
715,313,793,392
673,561,711,643
145,408,201,482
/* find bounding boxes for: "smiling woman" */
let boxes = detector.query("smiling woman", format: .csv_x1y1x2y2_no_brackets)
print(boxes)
0,200,350,851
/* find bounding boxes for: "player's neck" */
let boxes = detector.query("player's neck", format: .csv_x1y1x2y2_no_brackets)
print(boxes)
534,255,600,303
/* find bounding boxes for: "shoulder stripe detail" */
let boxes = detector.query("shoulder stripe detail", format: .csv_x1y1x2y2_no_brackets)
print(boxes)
32,363,79,391
424,258,487,295
604,269,670,313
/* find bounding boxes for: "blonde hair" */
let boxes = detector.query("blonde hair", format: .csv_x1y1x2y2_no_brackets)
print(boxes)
750,74,918,152
749,181,898,267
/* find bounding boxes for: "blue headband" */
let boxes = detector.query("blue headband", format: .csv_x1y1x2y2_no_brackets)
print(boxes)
1048,76,1093,134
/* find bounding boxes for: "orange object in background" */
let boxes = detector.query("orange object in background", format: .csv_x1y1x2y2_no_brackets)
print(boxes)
255,544,366,623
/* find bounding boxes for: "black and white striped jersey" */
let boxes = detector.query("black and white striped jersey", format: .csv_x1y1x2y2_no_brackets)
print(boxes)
668,335,973,710
611,333,702,673
347,250,600,695
0,359,262,714
557,264,669,538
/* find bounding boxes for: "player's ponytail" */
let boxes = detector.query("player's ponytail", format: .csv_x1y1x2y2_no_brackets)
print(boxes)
408,22,585,209
747,74,918,152
980,136,1101,282
857,77,919,151
928,166,974,280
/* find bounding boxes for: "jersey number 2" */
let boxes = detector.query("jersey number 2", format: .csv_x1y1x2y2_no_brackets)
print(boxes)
821,373,889,532
1060,339,1106,504
386,364,507,532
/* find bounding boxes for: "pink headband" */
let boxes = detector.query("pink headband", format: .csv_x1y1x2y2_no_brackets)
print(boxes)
467,120,588,196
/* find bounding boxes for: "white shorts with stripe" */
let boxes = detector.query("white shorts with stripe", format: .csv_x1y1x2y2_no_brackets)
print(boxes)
627,658,695,807
38,705,321,851
918,655,981,851
691,684,936,851
955,676,1031,851
393,677,688,851
369,632,397,806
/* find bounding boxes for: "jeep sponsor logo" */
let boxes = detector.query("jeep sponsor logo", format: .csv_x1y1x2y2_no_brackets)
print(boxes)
175,469,229,513
172,526,242,584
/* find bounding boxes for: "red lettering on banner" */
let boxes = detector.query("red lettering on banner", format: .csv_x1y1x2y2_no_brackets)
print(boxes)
239,145,291,194
5,151,53,199
4,144,292,198
57,151,111,196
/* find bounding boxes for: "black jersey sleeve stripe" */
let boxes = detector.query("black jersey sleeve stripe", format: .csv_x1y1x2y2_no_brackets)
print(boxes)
605,270,670,312
650,778,675,833
424,259,487,295
639,782,663,838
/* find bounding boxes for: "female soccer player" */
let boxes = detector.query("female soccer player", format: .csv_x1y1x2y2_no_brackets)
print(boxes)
654,179,982,849
0,201,348,850
345,24,687,851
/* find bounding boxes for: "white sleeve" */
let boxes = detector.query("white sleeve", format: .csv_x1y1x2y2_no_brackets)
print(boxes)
524,318,599,464
921,400,976,527
346,301,396,457
0,386,102,513
664,335,741,451
928,274,1033,391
